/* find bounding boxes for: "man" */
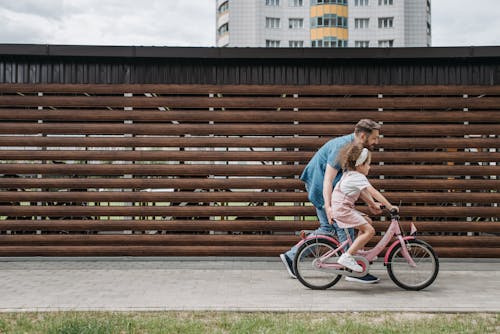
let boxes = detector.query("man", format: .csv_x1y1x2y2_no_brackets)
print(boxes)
280,119,382,283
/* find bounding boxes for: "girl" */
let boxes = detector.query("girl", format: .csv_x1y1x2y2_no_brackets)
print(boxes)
331,144,398,272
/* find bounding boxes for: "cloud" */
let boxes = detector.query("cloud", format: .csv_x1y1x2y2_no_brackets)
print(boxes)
432,0,500,46
0,0,216,46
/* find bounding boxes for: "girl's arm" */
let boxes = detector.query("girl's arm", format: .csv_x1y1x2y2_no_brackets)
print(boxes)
359,190,382,214
361,185,398,212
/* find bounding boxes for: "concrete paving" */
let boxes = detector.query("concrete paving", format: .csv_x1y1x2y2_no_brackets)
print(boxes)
0,257,498,312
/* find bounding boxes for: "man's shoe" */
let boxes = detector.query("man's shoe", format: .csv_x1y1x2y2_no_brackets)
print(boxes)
279,253,296,279
338,253,363,272
345,273,380,284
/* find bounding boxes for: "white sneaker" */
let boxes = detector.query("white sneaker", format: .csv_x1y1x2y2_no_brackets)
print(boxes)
338,253,363,272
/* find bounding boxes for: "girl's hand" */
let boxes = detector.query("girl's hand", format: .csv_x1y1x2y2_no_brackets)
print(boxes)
390,205,399,213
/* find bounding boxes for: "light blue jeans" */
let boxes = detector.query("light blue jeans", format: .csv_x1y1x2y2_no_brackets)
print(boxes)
285,206,355,260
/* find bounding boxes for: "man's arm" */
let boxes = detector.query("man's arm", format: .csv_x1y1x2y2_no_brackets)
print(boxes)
323,164,338,224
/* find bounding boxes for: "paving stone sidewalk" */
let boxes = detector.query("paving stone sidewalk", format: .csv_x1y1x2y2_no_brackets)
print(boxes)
0,257,498,312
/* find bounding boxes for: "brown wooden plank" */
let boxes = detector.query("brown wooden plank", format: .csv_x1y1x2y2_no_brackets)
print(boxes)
0,163,497,177
366,236,499,248
0,245,286,256
0,234,497,248
2,219,497,233
0,205,497,217
0,245,497,257
372,221,500,233
0,234,297,246
0,163,302,177
0,190,497,204
0,150,497,163
1,95,500,109
2,84,500,96
0,123,497,136
0,136,497,149
1,109,499,123
1,178,498,191
0,219,316,232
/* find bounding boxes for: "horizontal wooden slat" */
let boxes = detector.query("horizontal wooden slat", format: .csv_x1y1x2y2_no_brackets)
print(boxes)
0,205,498,217
1,95,500,109
0,150,497,163
1,178,498,191
0,220,315,232
0,245,497,257
0,136,497,149
1,219,497,233
0,235,297,246
0,123,497,136
0,163,497,177
1,109,499,123
2,84,500,95
0,191,498,204
0,235,497,248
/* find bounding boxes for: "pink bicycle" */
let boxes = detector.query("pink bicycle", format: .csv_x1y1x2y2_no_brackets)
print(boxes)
293,208,439,290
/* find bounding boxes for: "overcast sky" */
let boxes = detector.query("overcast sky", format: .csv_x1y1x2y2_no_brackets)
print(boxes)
0,0,499,47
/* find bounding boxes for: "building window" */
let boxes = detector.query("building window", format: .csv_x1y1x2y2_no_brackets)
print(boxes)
312,38,347,48
266,0,280,6
266,17,281,29
289,40,304,47
311,15,348,28
266,40,281,47
378,17,394,28
355,41,370,48
289,18,304,29
218,1,229,14
289,0,303,6
378,40,394,47
217,23,229,36
355,0,369,6
354,18,369,29
312,0,348,5
378,0,393,5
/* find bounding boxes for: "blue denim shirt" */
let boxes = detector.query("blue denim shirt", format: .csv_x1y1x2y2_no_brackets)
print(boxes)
299,133,354,208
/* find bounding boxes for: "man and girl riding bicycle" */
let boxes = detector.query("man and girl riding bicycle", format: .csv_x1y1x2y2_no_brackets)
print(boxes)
280,118,398,283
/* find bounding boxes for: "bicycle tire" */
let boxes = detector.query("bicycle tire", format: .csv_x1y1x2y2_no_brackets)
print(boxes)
387,239,439,291
293,238,342,290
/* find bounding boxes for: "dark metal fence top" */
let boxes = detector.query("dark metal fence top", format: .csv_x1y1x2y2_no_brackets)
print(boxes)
1,44,500,60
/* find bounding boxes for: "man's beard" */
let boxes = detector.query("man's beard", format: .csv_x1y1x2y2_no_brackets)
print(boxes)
363,141,375,151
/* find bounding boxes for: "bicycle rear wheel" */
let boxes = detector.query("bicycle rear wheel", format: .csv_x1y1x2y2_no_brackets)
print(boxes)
387,239,439,291
293,238,342,290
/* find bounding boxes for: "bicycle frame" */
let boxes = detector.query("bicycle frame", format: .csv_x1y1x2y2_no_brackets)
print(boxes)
299,215,417,272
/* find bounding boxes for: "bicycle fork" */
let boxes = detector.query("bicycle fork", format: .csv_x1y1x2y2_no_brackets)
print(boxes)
397,235,417,267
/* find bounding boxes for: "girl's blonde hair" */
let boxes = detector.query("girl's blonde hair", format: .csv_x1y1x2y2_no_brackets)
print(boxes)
337,143,371,171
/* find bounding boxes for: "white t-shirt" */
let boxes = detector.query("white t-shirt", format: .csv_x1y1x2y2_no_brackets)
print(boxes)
338,171,371,197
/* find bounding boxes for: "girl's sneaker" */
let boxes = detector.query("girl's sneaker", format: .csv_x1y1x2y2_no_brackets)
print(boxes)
338,253,363,272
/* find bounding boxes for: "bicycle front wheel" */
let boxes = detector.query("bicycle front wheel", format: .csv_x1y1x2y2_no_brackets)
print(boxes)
387,239,439,291
293,239,342,290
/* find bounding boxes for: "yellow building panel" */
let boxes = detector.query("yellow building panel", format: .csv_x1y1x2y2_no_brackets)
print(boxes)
310,5,348,17
311,27,348,40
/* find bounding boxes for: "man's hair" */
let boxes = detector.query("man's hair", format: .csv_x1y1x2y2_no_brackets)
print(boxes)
354,119,381,135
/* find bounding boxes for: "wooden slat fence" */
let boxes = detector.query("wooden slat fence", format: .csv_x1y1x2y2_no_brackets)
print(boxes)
0,84,498,257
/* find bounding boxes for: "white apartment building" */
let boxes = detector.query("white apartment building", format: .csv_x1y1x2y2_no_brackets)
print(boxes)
216,0,431,47
349,0,431,47
217,0,312,47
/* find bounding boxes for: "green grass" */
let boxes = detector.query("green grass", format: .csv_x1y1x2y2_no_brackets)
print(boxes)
0,312,497,334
